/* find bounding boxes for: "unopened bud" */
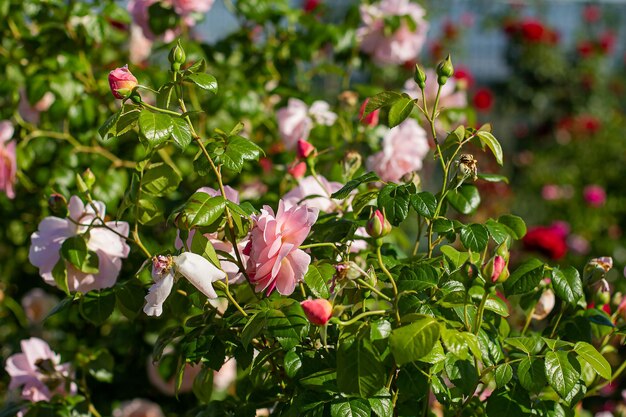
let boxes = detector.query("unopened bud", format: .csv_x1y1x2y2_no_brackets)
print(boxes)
296,139,316,159
495,242,510,262
108,65,138,100
413,64,427,89
583,257,613,284
359,99,380,127
82,168,96,190
343,151,362,180
483,255,507,283
436,55,454,85
366,210,392,238
301,299,333,326
287,161,306,179
168,40,186,71
48,193,68,217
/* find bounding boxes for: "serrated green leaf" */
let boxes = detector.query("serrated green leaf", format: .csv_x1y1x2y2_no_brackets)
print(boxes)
138,109,172,145
331,172,379,200
410,192,437,219
387,95,414,128
364,91,404,115
284,350,302,379
142,162,182,196
186,72,218,93
504,259,545,296
498,215,527,239
330,398,370,417
545,351,580,400
337,334,385,397
378,184,410,226
181,193,226,228
518,357,547,393
446,185,480,215
304,264,332,298
551,267,583,306
171,117,192,149
460,223,489,252
494,363,513,388
574,342,611,380
389,316,440,365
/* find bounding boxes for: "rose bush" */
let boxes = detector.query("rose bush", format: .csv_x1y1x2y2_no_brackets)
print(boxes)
1,1,625,417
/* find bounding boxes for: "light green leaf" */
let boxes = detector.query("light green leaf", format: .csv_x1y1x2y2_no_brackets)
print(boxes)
186,73,218,93
171,117,192,149
476,130,503,165
498,215,527,239
387,95,415,128
138,109,172,145
545,351,581,400
574,342,611,380
330,398,370,417
389,316,440,366
446,185,480,215
460,223,489,252
518,357,547,393
142,162,182,196
304,263,333,299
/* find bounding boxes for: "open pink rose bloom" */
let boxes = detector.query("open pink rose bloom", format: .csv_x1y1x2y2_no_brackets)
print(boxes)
29,196,130,292
0,120,17,199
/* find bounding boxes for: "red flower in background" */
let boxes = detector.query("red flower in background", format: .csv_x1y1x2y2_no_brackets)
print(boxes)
454,67,474,89
599,31,616,54
473,88,494,112
577,40,594,58
520,19,545,42
523,223,568,260
303,0,320,13
583,5,601,23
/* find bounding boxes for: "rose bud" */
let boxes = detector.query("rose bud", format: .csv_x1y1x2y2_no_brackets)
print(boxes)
583,256,613,284
359,99,380,127
168,40,186,71
287,161,306,179
301,299,333,326
366,209,392,238
296,139,316,159
82,168,96,190
108,65,138,99
413,64,427,90
48,193,68,217
483,255,507,283
436,54,454,85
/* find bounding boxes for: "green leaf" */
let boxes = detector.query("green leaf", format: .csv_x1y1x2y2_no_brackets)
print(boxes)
137,197,164,225
484,295,510,317
378,184,411,226
459,224,489,252
574,342,611,380
190,232,221,269
284,350,302,379
79,291,115,326
87,349,114,383
171,117,192,149
368,390,393,417
477,173,509,183
266,300,309,349
51,259,69,295
476,131,503,165
304,264,333,299
494,363,513,388
299,369,338,392
498,215,527,239
440,328,481,361
181,193,227,228
364,91,403,115
115,104,141,136
551,267,583,306
241,311,266,348
337,334,386,397
440,245,469,270
545,351,581,400
331,172,379,200
330,398,370,417
186,73,218,93
142,163,182,196
503,259,545,296
485,219,510,245
397,264,438,292
518,357,547,393
505,336,545,355
410,192,437,219
446,185,480,215
138,110,172,145
115,281,145,320
486,388,532,417
98,110,121,140
60,236,99,273
387,95,414,128
220,136,263,173
389,316,440,366
444,356,478,395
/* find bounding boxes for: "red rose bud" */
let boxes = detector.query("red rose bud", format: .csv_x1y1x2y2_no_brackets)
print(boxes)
359,99,380,127
366,210,392,238
296,139,316,159
301,299,333,326
108,65,138,99
287,161,306,179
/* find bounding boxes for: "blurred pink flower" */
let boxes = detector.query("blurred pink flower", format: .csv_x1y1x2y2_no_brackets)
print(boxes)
405,69,467,112
128,0,177,41
276,99,336,150
532,289,555,320
29,196,130,293
357,0,429,65
113,399,164,417
283,175,342,213
583,185,606,207
18,90,55,125
541,184,560,201
5,337,76,402
366,119,430,182
172,0,215,15
245,200,318,296
129,25,153,65
0,120,17,199
567,234,590,255
213,358,237,391
21,289,58,325
287,161,307,179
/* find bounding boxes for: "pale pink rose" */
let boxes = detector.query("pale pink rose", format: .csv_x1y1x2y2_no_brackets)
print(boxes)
109,65,139,99
541,184,561,201
18,90,55,125
583,185,606,207
21,289,58,325
211,239,249,285
239,180,268,201
172,0,215,15
147,357,201,395
568,234,590,255
0,120,17,199
129,25,153,65
245,200,318,296
128,0,177,41
28,196,130,293
532,289,555,320
357,0,429,65
213,358,236,391
366,118,430,182
276,99,336,150
113,399,164,417
5,337,76,402
283,175,343,213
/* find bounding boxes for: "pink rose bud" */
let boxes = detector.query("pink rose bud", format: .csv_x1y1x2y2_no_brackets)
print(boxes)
359,99,380,127
296,139,316,159
108,65,138,99
287,161,307,179
583,185,606,207
366,209,392,238
483,255,507,283
301,299,333,326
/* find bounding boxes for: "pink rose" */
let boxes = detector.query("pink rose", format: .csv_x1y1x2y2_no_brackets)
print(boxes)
301,299,333,325
172,0,215,15
283,175,342,213
245,200,318,296
0,120,17,199
287,161,307,179
276,99,336,149
5,337,76,402
128,0,177,41
113,399,164,417
366,118,430,182
28,196,130,293
357,0,429,65
296,139,316,159
109,65,139,99
129,25,153,65
583,185,606,207
18,90,55,125
21,289,58,325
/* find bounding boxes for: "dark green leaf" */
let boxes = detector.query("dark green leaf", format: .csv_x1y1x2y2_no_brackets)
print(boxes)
476,131,503,165
171,117,192,149
397,265,438,292
181,193,226,228
79,291,115,326
330,399,370,417
142,163,182,196
545,351,581,400
498,215,527,239
518,357,547,393
186,73,218,93
220,136,263,173
331,172,379,200
337,335,386,397
389,316,440,365
138,110,172,145
378,184,410,226
494,363,513,388
485,219,510,245
446,185,480,215
99,110,121,140
51,259,69,295
284,350,302,379
60,236,99,274
364,91,404,115
503,259,545,296
551,267,583,306
410,192,437,219
459,224,489,252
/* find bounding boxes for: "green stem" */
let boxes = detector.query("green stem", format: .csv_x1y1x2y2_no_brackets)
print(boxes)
333,310,388,327
474,292,489,334
549,308,564,339
377,245,401,323
355,278,392,302
521,303,537,336
140,100,183,117
214,281,248,317
299,242,339,251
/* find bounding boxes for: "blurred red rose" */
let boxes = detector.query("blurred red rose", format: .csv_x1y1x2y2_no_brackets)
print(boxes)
473,88,494,112
523,224,568,260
